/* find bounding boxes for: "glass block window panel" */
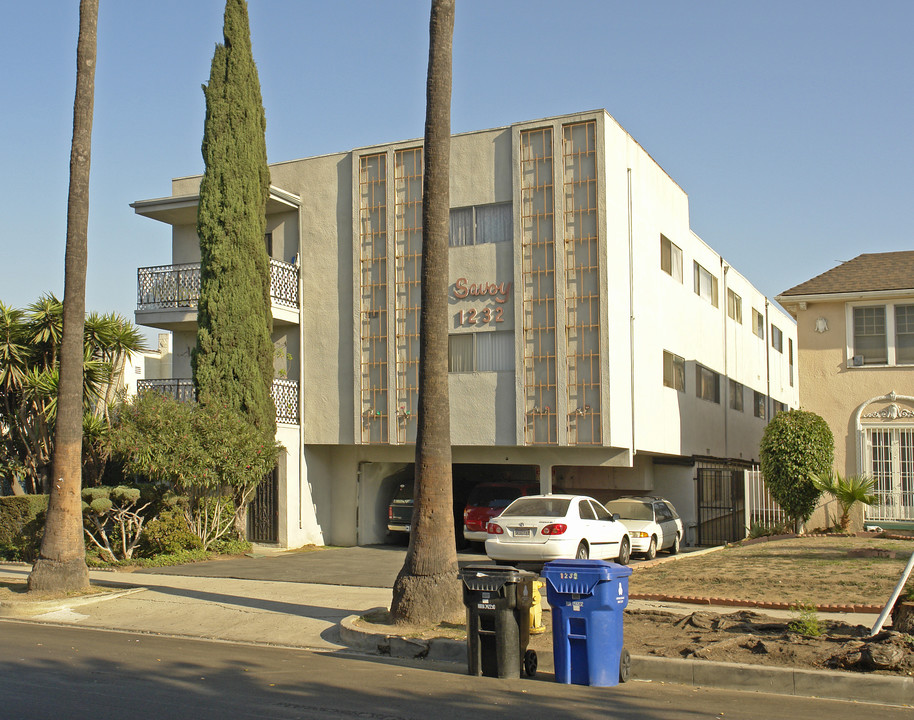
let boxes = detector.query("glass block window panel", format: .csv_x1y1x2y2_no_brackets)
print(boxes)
895,304,914,364
521,127,557,445
359,153,388,443
853,306,887,365
394,147,423,443
563,120,601,445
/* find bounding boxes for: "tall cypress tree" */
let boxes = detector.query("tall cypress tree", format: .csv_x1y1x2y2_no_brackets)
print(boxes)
193,0,275,437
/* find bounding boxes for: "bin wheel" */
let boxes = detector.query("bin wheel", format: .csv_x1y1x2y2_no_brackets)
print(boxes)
523,649,538,678
619,648,631,683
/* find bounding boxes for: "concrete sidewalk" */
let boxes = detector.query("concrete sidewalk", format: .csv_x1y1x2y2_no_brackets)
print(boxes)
1,558,911,707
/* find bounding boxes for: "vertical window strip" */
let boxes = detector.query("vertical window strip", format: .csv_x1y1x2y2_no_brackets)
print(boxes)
521,127,557,444
563,120,601,444
394,147,423,443
359,154,388,443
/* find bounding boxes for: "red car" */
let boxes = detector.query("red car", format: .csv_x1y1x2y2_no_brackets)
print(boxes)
463,482,539,545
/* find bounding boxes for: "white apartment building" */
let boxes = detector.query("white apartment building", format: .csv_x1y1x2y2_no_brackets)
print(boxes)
132,110,798,548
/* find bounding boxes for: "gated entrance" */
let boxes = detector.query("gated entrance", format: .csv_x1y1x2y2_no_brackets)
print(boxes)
696,467,745,546
247,468,278,544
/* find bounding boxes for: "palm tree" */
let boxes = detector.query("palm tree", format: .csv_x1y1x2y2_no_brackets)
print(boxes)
390,0,461,625
811,471,878,531
28,0,98,593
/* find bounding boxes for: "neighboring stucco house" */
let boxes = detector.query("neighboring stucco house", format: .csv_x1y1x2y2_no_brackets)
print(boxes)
131,109,798,548
776,251,914,530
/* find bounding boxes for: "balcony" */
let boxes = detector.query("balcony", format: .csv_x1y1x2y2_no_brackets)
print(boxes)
137,378,300,425
136,259,300,329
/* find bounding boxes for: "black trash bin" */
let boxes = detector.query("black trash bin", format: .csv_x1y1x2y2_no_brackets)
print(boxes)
459,564,538,678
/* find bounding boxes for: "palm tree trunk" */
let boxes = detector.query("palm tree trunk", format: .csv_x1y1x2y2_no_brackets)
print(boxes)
28,0,97,593
390,0,462,625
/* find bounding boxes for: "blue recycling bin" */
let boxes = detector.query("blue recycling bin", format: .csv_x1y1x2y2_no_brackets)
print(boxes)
541,559,632,687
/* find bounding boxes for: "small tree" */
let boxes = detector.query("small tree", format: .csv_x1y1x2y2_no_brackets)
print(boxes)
810,471,878,531
111,392,282,547
759,409,834,532
81,485,153,562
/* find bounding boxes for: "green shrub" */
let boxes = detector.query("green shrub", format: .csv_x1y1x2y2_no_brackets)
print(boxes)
759,409,834,530
788,602,824,637
0,495,48,561
139,510,203,556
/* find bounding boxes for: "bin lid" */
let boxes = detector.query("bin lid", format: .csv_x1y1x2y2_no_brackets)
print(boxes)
459,564,536,592
540,559,632,596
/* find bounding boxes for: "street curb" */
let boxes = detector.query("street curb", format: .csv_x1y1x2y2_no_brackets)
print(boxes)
0,586,146,619
338,613,914,707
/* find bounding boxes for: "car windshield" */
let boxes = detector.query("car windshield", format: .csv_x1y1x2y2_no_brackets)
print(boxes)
606,500,653,521
501,497,570,517
467,485,524,508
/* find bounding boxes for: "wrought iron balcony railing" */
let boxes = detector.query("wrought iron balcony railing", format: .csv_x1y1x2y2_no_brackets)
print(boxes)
136,378,300,424
137,259,299,311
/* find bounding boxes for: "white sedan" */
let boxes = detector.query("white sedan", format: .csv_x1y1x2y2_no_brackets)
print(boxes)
484,495,631,565
605,496,684,560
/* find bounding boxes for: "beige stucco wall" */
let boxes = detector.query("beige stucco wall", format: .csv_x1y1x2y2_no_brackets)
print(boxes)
794,300,914,478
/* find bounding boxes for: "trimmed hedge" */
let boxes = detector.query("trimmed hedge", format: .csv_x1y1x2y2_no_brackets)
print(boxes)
0,494,48,561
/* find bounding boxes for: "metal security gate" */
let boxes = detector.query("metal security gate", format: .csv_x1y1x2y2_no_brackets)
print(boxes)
696,468,745,546
247,468,278,544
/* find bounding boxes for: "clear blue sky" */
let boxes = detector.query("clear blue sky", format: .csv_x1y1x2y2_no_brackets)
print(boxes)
1,1,911,345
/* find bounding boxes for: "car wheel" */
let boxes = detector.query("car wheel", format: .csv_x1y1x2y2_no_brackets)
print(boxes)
644,536,657,561
669,533,680,555
617,537,631,565
575,541,589,559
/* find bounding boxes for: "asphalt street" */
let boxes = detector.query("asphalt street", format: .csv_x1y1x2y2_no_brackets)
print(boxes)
3,622,908,720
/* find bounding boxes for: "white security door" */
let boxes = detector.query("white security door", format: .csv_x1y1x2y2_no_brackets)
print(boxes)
865,427,914,522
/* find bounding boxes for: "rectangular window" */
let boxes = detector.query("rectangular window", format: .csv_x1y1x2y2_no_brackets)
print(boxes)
753,309,765,339
660,235,682,282
693,262,718,307
772,400,787,416
449,203,512,246
448,331,514,372
729,379,744,411
788,338,794,387
895,304,914,364
727,289,742,323
853,306,887,365
663,350,685,391
771,325,783,353
695,364,720,403
754,391,767,419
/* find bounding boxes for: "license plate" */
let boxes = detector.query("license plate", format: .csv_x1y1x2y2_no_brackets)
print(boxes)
512,527,532,537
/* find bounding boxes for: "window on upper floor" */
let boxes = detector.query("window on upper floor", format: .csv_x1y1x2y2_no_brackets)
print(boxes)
693,262,718,307
788,338,794,387
660,235,682,282
449,203,512,247
849,302,914,367
448,330,514,372
895,305,914,364
729,379,744,412
772,400,788,416
851,305,887,365
753,308,765,339
771,325,783,353
754,390,767,419
695,364,720,403
727,289,742,323
663,350,685,392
